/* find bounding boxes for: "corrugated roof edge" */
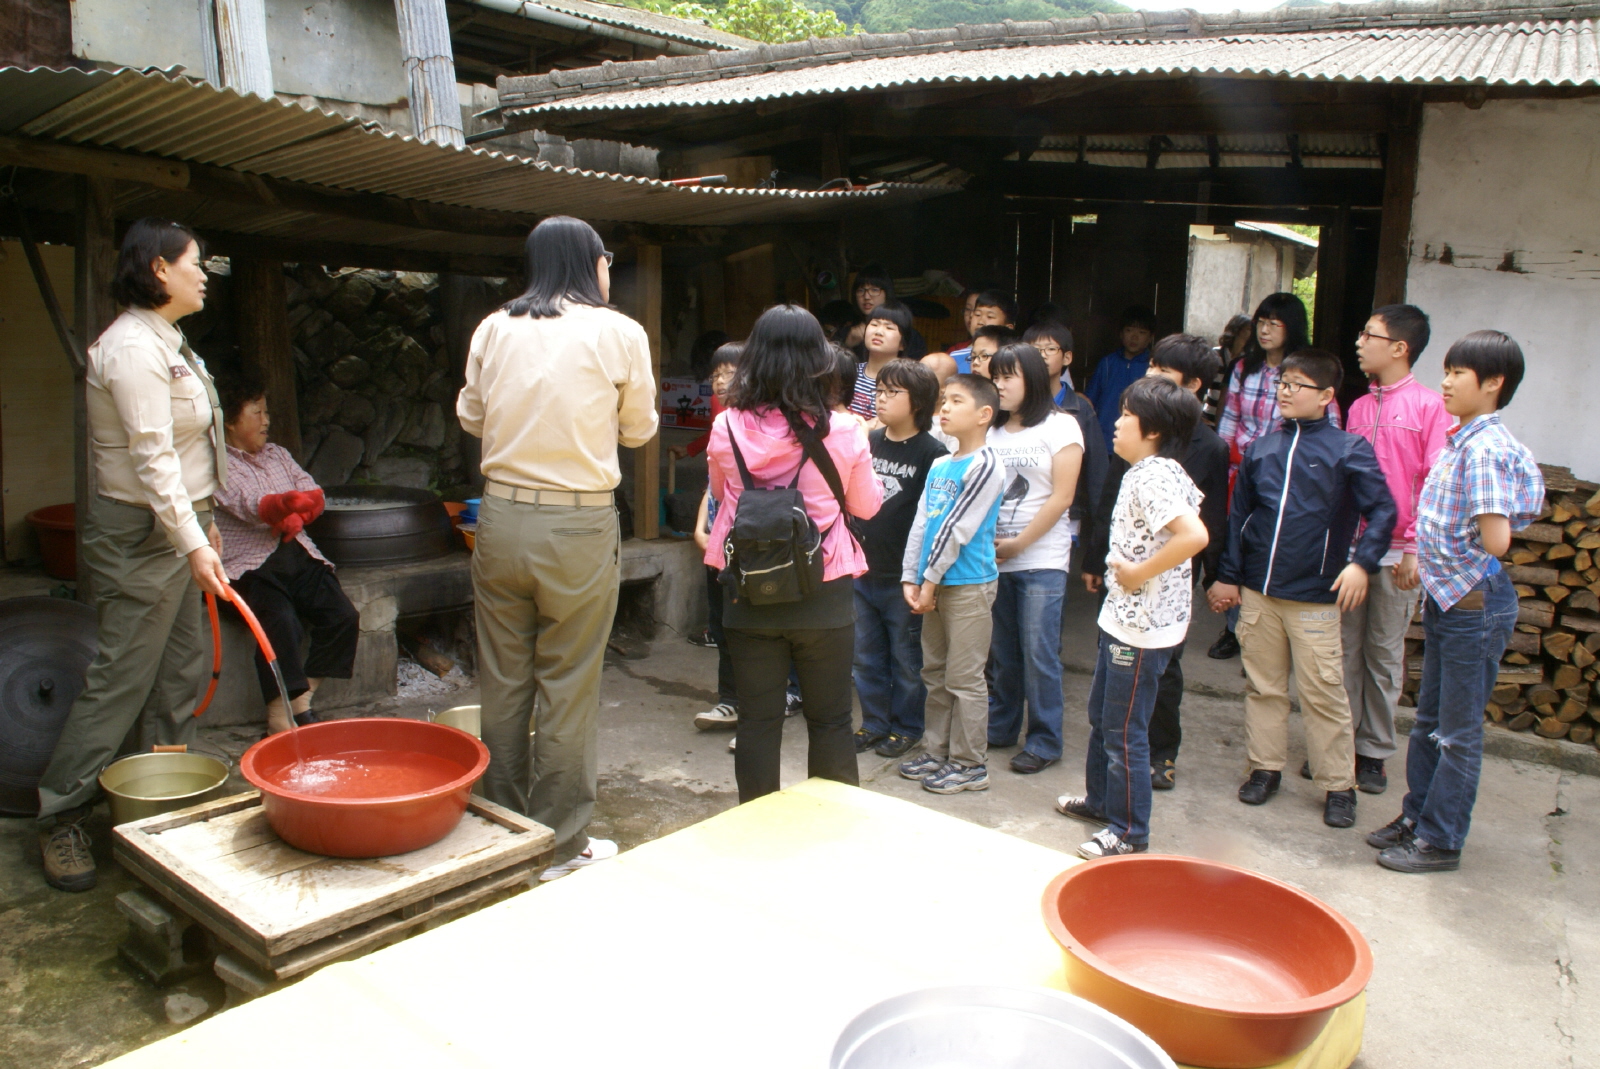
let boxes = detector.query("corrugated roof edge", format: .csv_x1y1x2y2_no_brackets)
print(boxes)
499,0,1600,105
533,0,759,50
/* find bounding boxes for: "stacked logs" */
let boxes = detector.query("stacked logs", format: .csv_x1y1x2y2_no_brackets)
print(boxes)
1401,465,1600,747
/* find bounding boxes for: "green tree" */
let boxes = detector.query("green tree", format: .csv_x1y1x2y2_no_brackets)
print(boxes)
858,0,1124,33
627,0,857,42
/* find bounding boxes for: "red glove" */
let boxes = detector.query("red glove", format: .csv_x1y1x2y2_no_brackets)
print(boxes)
259,492,314,541
283,488,325,525
276,512,306,540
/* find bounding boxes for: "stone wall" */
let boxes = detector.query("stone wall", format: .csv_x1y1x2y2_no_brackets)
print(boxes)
288,265,478,493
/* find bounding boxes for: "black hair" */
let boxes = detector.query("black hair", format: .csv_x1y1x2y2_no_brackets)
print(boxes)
1240,292,1311,379
1150,333,1220,390
875,357,940,432
216,369,266,425
689,330,731,380
817,299,865,344
987,344,1056,429
865,301,914,354
972,289,1017,324
853,264,895,300
961,280,1003,299
1370,304,1432,366
503,216,609,319
1219,313,1253,355
1119,304,1157,332
709,341,743,371
1027,301,1070,329
1023,321,1074,356
726,304,832,433
110,218,203,309
972,324,1020,347
1442,330,1526,408
1120,376,1200,459
829,344,858,408
1281,348,1344,395
947,372,1000,424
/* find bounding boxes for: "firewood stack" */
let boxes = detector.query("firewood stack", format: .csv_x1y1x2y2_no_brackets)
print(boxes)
1401,465,1600,747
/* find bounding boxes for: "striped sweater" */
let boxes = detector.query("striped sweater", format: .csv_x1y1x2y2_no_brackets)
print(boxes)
901,445,1005,586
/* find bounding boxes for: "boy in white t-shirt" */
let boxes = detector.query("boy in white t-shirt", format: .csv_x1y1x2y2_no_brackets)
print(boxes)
1056,377,1208,859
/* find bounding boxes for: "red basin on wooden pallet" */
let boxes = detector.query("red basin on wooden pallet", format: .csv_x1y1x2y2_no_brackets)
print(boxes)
1042,856,1372,1069
241,719,489,858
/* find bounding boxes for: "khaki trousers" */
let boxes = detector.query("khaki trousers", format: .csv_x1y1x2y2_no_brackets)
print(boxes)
471,495,619,859
37,497,210,825
919,581,997,767
1340,566,1417,761
1237,587,1356,791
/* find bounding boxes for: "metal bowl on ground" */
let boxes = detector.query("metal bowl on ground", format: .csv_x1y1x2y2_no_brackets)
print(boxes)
831,985,1175,1069
0,596,98,815
240,718,489,858
1042,857,1372,1069
305,485,454,567
98,749,231,824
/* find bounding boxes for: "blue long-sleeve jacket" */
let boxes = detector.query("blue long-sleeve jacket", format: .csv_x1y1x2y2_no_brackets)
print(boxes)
1218,415,1397,604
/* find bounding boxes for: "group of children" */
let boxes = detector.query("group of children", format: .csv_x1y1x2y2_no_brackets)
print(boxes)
690,279,1543,871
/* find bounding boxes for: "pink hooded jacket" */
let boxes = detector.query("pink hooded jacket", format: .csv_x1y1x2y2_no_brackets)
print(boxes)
704,407,881,582
1345,373,1453,554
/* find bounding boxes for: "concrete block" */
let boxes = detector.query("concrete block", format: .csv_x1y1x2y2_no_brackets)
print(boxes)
620,538,706,638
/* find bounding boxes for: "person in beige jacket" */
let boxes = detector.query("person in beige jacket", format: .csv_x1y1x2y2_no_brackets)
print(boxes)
37,219,231,893
457,216,657,879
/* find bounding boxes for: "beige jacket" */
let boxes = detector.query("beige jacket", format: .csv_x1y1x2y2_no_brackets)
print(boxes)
457,303,658,492
86,307,222,556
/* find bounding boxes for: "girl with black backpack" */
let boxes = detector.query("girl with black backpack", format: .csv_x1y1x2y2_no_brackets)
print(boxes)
704,305,883,803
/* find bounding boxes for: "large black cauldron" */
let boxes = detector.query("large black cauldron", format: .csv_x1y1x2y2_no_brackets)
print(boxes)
307,486,454,567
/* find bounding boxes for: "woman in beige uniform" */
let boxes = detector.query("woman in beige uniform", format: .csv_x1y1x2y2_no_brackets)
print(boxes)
36,218,230,893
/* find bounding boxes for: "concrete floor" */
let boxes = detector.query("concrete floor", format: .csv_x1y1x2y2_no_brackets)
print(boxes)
3,595,1597,1068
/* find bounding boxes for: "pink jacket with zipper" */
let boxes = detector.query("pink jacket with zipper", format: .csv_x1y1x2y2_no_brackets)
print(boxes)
705,407,882,581
1344,373,1453,554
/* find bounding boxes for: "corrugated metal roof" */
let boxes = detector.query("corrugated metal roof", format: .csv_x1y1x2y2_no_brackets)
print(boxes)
507,18,1600,122
0,67,950,227
532,0,757,51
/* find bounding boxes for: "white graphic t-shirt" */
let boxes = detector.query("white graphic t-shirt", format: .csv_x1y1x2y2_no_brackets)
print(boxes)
1097,455,1202,649
986,411,1085,572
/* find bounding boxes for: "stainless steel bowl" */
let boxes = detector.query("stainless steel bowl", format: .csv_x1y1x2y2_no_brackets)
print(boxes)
832,986,1177,1069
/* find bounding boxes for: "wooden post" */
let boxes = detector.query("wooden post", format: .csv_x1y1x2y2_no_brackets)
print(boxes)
214,0,275,99
1373,96,1422,307
634,244,662,541
394,0,465,148
1312,205,1349,354
72,176,115,602
232,258,301,457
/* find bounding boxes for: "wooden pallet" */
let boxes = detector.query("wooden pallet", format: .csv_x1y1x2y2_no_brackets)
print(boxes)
113,792,554,986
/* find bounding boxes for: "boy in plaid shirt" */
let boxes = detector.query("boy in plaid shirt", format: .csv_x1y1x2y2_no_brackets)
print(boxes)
1369,331,1544,873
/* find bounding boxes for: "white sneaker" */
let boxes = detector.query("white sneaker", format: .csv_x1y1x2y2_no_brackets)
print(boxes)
538,838,619,882
728,735,737,752
694,703,738,731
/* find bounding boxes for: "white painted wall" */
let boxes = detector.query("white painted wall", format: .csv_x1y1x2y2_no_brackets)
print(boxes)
1405,97,1600,476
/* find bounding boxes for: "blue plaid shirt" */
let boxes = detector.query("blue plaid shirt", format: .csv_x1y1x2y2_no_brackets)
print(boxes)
1416,413,1543,610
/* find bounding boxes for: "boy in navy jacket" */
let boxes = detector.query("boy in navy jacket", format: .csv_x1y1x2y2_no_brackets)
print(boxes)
1208,350,1396,830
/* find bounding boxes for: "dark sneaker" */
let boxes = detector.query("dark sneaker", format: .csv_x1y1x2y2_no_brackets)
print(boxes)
875,733,920,758
923,762,989,794
1356,756,1388,794
1238,770,1281,805
686,628,717,648
899,753,944,780
1207,629,1240,659
1009,750,1058,775
1366,814,1416,850
40,819,96,892
1299,759,1313,780
1077,828,1148,860
1055,795,1108,824
293,711,322,727
1324,789,1358,828
854,729,888,753
1151,760,1176,791
784,691,803,717
1377,838,1461,873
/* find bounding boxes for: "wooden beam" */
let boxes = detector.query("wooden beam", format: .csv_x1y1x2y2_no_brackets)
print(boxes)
72,176,116,601
995,163,1386,209
850,102,1394,138
0,133,189,190
195,229,520,275
1373,97,1422,307
633,243,662,541
232,258,302,458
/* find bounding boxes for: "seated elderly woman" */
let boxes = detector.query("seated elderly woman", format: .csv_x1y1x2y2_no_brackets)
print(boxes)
213,372,359,733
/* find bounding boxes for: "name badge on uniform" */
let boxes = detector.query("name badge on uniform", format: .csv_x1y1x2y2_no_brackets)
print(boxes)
170,365,192,379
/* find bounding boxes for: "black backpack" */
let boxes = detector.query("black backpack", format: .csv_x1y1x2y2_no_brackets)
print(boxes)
720,416,854,606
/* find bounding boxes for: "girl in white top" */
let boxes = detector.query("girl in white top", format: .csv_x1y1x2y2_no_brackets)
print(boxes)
984,344,1084,772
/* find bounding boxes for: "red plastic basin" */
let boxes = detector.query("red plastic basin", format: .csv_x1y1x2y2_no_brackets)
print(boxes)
240,719,489,858
26,503,76,580
1042,856,1372,1069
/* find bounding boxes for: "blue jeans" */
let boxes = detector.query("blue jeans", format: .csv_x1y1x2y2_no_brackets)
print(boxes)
987,569,1067,760
852,575,925,738
1084,629,1177,845
1402,571,1518,851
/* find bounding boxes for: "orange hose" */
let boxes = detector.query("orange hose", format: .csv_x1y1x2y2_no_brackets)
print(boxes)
192,590,224,718
191,585,284,719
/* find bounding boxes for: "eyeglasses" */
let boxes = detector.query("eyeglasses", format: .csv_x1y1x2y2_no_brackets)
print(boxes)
1276,379,1319,395
1034,343,1062,355
1358,329,1395,343
602,250,615,266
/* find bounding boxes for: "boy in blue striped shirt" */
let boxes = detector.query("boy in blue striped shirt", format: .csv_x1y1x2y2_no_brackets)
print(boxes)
899,374,1006,794
1370,331,1544,873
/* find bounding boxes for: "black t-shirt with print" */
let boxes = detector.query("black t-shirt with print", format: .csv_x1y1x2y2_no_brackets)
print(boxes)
861,428,949,579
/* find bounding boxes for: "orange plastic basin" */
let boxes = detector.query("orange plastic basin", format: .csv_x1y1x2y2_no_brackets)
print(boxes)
240,719,488,858
1042,856,1372,1069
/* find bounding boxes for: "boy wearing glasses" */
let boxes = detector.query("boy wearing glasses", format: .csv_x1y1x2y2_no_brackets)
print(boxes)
1208,350,1396,830
1340,306,1454,794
